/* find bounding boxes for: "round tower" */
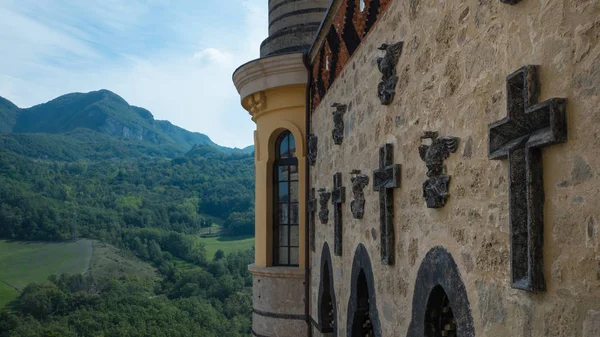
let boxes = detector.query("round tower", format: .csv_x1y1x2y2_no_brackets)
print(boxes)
260,0,330,57
233,2,329,336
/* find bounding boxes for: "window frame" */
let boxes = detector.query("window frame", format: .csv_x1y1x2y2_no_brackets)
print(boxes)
273,130,299,267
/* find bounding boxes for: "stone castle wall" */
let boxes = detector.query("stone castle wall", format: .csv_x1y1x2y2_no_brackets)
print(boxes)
309,0,600,336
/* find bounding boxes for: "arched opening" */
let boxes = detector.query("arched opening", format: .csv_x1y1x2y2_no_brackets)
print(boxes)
318,242,337,334
347,244,381,337
273,130,299,266
320,263,335,332
405,246,475,337
425,285,456,337
351,270,373,337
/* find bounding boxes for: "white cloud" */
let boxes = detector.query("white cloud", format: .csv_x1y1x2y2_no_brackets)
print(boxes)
193,48,235,68
0,0,268,149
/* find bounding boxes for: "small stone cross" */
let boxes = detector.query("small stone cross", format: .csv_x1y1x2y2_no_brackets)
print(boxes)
332,172,346,256
488,65,567,292
372,144,401,265
309,188,317,252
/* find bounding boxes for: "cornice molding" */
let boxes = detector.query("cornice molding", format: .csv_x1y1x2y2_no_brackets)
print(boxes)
232,52,308,101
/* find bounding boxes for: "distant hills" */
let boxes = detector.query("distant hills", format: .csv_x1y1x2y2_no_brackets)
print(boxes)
0,89,252,156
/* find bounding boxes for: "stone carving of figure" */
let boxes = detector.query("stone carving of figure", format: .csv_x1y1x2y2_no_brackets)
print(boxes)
419,132,459,208
376,42,404,105
331,103,346,145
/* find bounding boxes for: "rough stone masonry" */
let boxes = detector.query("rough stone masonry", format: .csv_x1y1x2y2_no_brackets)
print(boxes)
309,1,600,337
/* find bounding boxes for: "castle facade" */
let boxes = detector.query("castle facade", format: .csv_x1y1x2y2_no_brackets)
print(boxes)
233,1,600,336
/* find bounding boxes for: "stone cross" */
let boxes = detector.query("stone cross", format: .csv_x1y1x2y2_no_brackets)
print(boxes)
332,172,346,256
488,65,567,292
372,144,401,265
309,188,316,252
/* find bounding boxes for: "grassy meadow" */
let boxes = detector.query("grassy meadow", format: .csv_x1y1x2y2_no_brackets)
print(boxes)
0,239,93,308
0,239,158,309
197,234,255,259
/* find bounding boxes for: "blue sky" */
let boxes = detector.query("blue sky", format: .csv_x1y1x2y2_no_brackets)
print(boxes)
0,0,267,148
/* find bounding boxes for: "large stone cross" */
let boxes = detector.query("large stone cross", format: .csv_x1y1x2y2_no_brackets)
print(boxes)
372,144,401,265
308,188,317,252
488,65,567,292
332,172,346,256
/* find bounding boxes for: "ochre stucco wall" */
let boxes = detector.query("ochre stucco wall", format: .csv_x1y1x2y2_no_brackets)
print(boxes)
247,84,308,268
310,0,600,336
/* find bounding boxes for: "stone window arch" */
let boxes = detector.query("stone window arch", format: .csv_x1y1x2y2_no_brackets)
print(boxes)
346,244,381,337
273,130,299,266
318,242,337,334
406,246,475,337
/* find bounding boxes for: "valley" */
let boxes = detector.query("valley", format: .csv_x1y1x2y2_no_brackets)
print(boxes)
0,90,256,336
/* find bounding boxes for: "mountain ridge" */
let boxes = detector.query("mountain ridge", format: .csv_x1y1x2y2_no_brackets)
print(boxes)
0,90,252,154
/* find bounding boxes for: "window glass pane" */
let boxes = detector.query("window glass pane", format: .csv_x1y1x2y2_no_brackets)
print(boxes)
278,204,289,225
290,203,299,225
278,182,289,201
279,225,289,246
289,134,296,157
279,248,289,265
279,134,289,158
290,165,298,181
278,166,288,182
289,181,298,202
290,247,299,265
290,225,299,246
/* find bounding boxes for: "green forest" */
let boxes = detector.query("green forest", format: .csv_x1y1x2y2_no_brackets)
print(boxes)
0,91,256,336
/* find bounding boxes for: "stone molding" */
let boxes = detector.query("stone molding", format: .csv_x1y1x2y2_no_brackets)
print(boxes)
233,52,308,105
252,307,306,320
248,264,306,279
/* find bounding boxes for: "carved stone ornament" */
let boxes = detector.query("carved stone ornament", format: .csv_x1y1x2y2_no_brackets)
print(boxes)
331,103,346,145
500,0,521,5
373,144,401,265
419,132,459,208
308,134,318,166
318,188,331,225
488,65,566,292
376,42,404,105
350,170,369,219
332,173,346,256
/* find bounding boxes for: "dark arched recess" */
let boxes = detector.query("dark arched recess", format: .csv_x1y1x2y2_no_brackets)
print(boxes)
406,246,475,337
317,242,337,334
346,244,381,337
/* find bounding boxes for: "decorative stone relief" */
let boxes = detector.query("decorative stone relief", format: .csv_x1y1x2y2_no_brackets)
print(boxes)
331,103,346,145
346,244,382,337
419,131,460,209
373,144,401,265
318,188,331,225
350,170,369,219
500,0,521,5
488,65,567,292
406,246,475,337
308,134,318,166
376,42,404,105
244,91,266,115
332,173,346,256
309,188,317,252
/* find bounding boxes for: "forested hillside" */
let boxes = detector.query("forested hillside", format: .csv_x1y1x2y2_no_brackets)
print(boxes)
0,91,256,336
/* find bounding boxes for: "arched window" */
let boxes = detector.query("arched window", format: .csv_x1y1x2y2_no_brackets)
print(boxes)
274,130,299,266
351,270,372,337
425,285,456,337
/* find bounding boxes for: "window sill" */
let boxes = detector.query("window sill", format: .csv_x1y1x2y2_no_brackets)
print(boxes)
248,264,305,279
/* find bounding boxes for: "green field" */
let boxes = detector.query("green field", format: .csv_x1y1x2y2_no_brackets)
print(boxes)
0,239,158,309
0,239,93,308
197,234,255,259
